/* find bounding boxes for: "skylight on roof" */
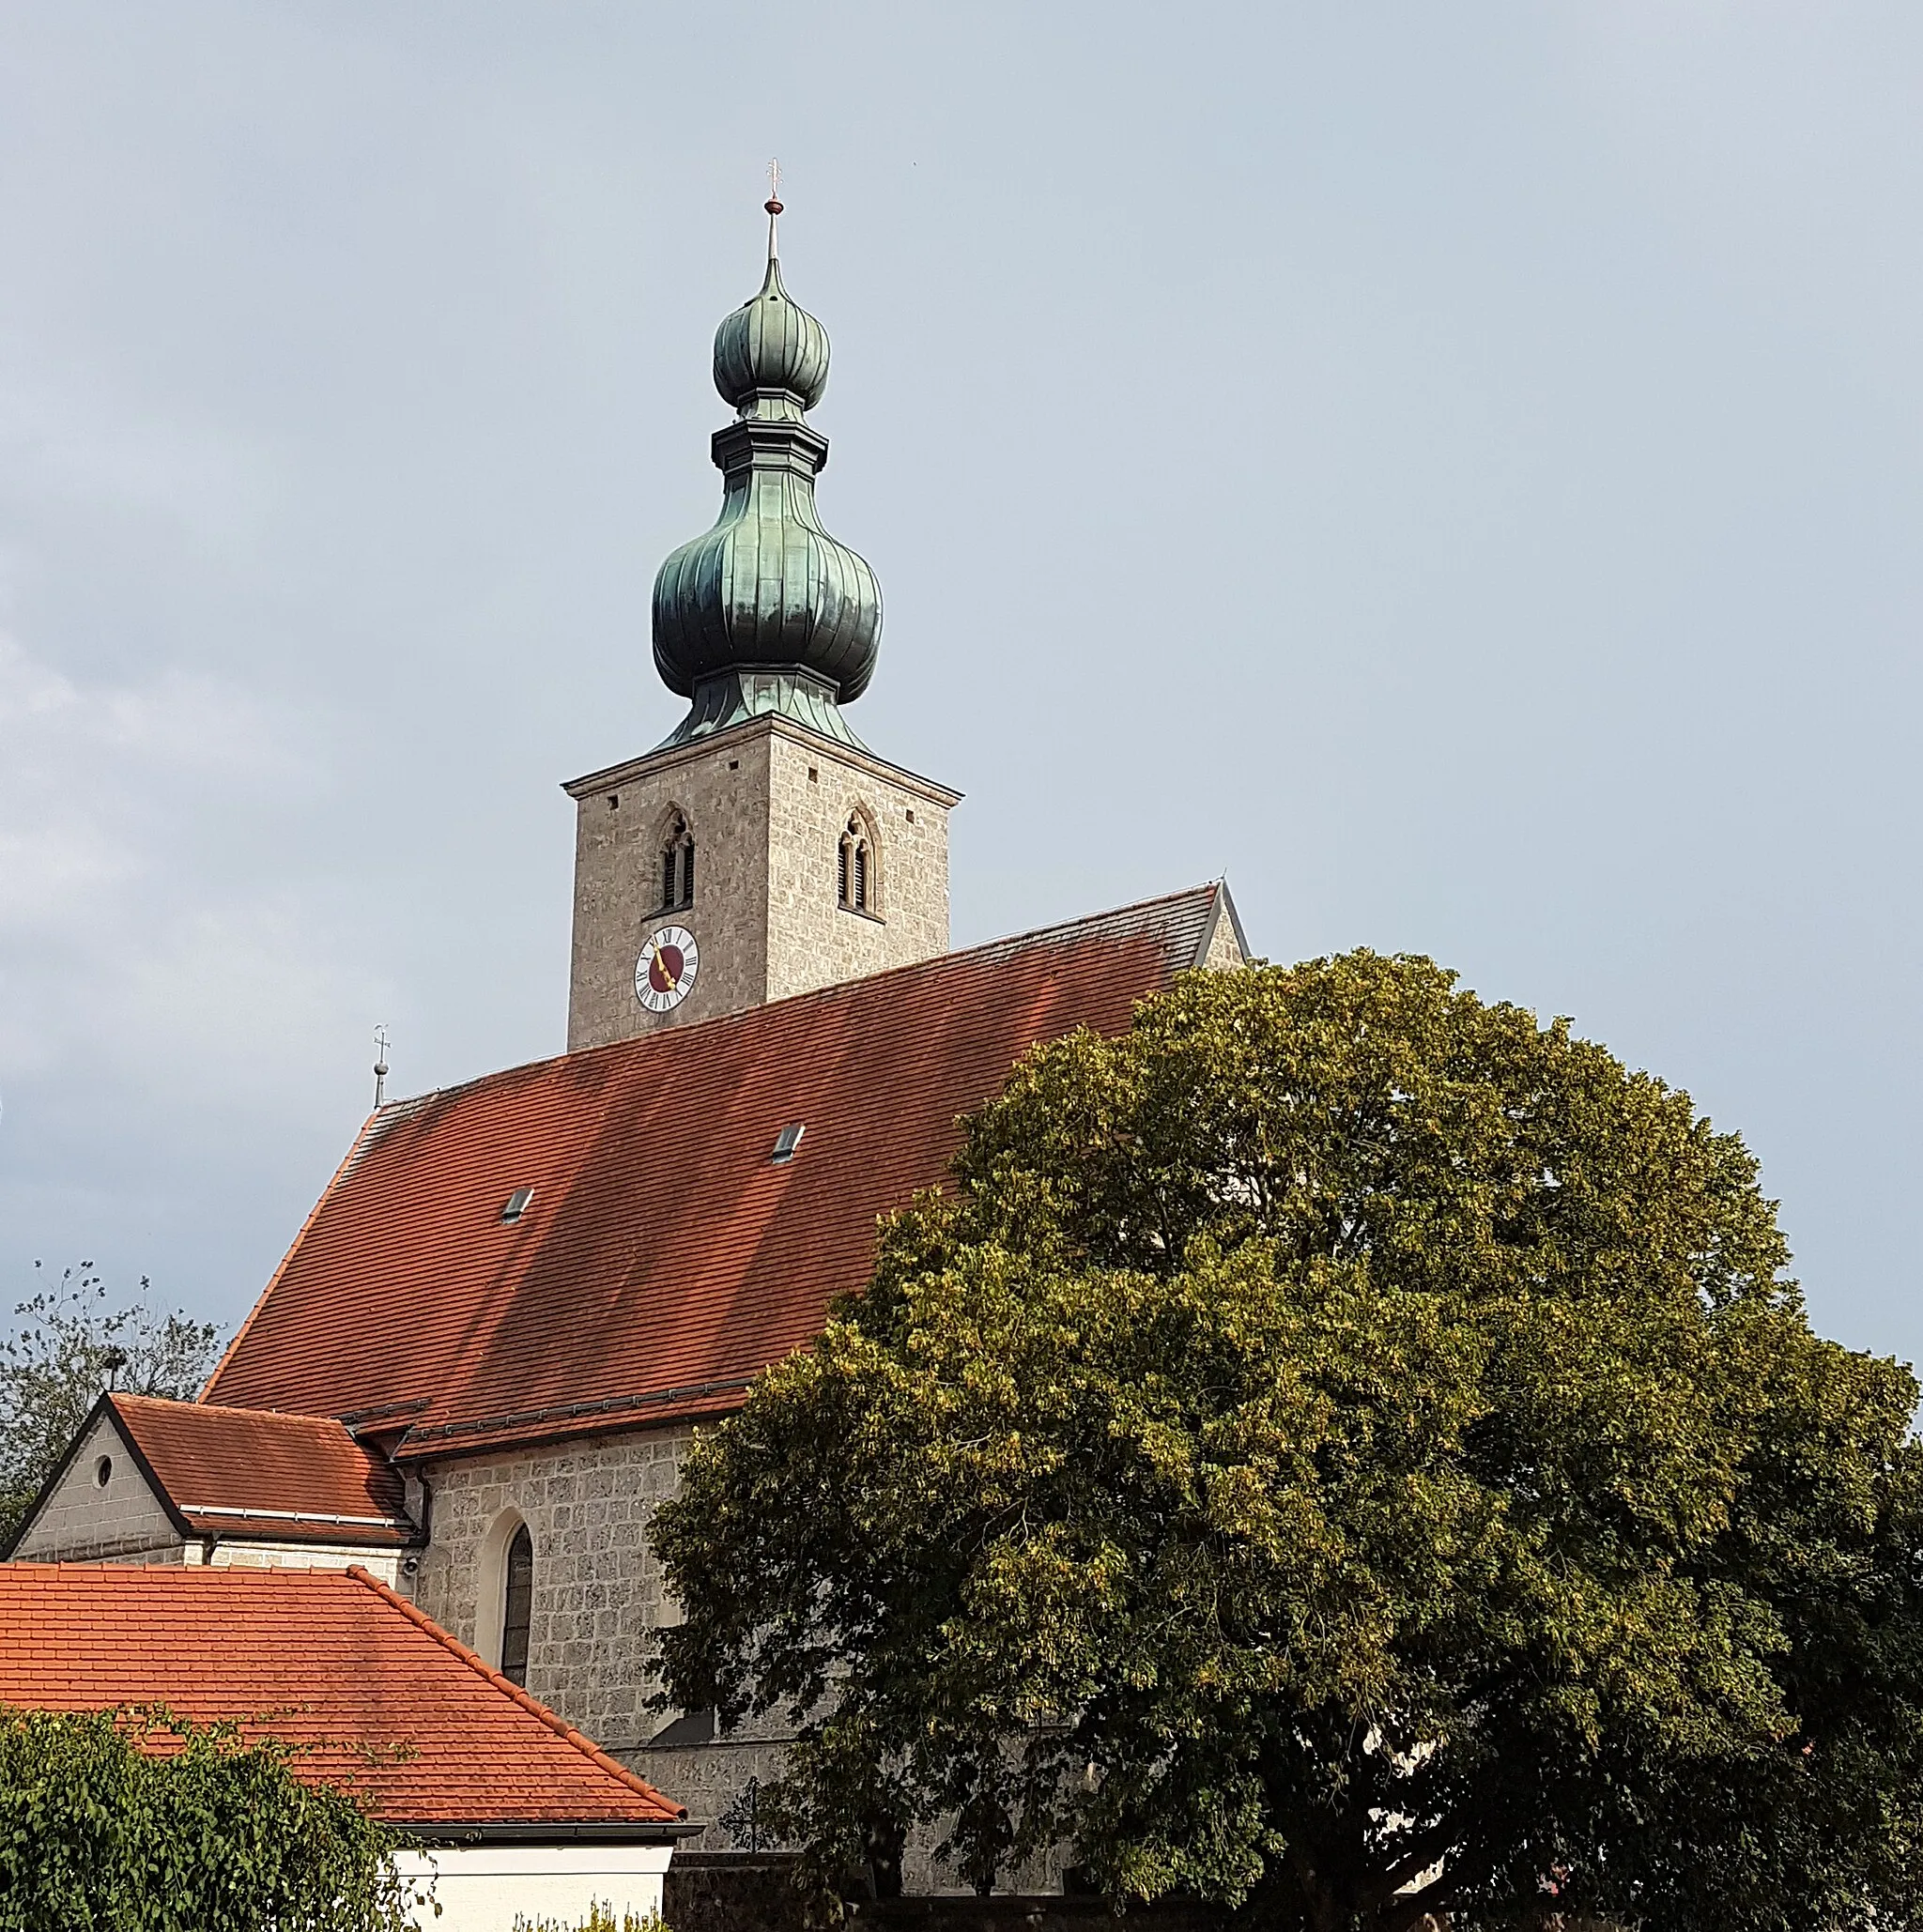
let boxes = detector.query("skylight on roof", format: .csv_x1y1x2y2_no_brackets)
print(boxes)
770,1124,806,1165
500,1188,534,1223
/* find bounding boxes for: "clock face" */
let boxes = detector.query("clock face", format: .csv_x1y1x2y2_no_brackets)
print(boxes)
635,925,700,1014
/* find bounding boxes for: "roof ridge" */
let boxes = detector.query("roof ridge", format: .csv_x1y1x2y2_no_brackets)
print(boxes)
355,881,1224,1117
342,1566,683,1820
953,881,1221,958
117,1392,356,1431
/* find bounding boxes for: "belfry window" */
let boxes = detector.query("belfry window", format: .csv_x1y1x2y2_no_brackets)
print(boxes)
658,815,695,912
500,1524,533,1687
838,815,874,915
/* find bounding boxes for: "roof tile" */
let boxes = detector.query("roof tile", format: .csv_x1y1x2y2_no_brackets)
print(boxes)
205,887,1226,1455
111,1395,414,1544
0,1563,682,1828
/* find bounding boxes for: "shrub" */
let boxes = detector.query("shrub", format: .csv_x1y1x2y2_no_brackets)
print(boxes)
0,1704,421,1931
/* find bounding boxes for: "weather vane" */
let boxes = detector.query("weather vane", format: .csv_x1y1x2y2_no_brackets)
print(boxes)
765,156,783,258
373,1025,391,1109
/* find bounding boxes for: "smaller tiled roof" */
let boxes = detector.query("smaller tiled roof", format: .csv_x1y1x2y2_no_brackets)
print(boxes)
110,1394,415,1546
0,1563,685,1833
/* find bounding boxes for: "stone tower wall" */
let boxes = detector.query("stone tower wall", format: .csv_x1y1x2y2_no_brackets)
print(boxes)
566,733,776,1050
763,729,952,1003
565,717,957,1051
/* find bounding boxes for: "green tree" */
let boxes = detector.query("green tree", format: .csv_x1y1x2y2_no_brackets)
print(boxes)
0,1264,223,1542
0,1704,422,1930
653,954,1923,1930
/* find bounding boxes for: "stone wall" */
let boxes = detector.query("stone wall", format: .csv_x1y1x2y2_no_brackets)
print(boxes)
411,1423,807,1848
1199,902,1244,970
846,1901,1223,1932
566,729,777,1050
10,1407,183,1562
661,1859,1231,1932
632,1717,801,1853
208,1540,405,1586
664,1853,814,1932
762,728,952,1003
412,1427,693,1756
563,716,956,1051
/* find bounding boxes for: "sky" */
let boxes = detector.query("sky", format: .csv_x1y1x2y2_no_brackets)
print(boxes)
0,3,1917,1366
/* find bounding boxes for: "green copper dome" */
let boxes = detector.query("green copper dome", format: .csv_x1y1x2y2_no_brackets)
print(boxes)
651,234,882,747
713,256,828,412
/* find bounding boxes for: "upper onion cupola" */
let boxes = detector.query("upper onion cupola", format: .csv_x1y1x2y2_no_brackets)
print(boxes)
712,254,829,415
650,197,882,749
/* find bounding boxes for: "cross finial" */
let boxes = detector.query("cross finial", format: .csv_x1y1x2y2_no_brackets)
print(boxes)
373,1024,391,1109
764,157,783,260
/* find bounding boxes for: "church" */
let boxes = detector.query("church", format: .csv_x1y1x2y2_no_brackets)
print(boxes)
8,205,1248,1864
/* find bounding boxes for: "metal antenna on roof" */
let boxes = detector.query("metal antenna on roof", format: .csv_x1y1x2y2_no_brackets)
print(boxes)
373,1025,391,1109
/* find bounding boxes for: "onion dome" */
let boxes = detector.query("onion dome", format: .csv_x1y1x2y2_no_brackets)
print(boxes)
712,256,828,412
651,207,882,747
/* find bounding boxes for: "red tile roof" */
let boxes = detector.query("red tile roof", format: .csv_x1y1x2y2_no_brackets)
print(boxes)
206,888,1235,1458
109,1395,414,1545
0,1563,684,1831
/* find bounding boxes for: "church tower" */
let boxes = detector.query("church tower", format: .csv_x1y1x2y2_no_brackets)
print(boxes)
564,205,960,1052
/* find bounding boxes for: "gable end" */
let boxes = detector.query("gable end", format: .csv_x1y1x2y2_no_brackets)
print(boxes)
6,1396,191,1563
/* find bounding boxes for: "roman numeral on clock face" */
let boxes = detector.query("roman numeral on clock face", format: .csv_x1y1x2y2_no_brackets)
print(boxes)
635,926,700,1013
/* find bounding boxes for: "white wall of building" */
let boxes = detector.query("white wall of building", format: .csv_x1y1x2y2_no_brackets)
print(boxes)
393,1842,671,1930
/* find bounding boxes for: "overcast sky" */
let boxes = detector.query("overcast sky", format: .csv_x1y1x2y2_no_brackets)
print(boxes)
1,4,1917,1367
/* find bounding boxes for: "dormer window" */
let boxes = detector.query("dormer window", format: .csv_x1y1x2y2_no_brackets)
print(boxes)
838,813,875,916
658,813,695,912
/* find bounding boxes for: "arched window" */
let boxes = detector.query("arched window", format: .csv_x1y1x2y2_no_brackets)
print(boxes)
838,812,876,915
500,1524,534,1687
658,813,695,912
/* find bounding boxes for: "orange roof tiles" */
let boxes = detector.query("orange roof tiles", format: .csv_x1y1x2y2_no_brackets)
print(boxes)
109,1395,414,1544
0,1563,684,1831
206,888,1231,1458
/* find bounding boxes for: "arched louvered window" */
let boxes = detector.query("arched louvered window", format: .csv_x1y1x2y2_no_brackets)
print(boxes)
838,814,874,915
658,814,695,912
500,1524,534,1687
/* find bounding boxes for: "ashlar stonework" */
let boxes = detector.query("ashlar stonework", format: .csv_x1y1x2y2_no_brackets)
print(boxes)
13,1406,181,1564
413,1428,690,1756
412,1424,795,1848
564,714,960,1051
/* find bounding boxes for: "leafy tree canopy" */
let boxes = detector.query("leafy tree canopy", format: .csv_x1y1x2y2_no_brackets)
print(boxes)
0,1704,420,1930
0,1264,222,1543
654,953,1923,1931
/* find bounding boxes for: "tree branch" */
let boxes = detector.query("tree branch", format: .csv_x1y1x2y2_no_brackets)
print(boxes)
1364,1812,1469,1909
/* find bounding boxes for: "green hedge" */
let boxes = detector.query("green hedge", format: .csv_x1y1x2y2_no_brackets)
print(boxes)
0,1705,420,1931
